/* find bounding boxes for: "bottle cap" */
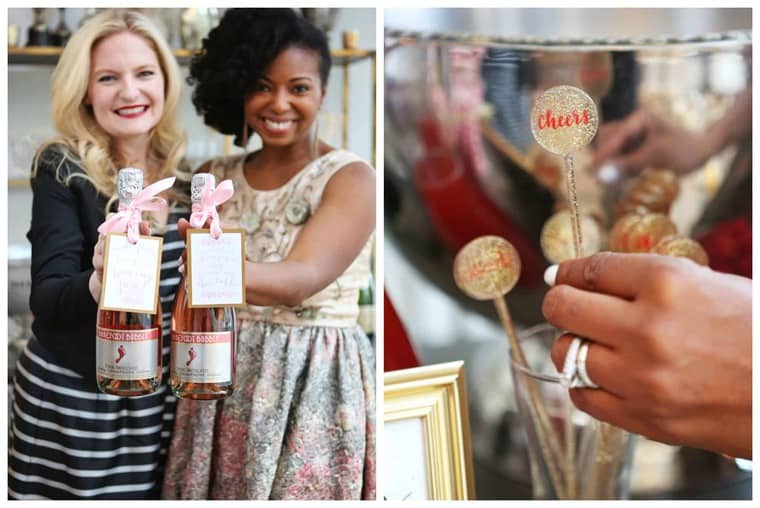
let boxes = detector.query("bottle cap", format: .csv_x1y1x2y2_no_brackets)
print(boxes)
117,168,143,204
191,173,216,203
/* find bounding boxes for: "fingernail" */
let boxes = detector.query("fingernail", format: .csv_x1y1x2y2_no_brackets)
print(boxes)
178,264,185,274
544,264,558,286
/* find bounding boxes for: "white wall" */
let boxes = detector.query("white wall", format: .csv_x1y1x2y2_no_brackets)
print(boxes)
7,7,376,247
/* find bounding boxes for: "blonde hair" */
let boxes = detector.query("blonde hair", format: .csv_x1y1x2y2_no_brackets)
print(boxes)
34,9,189,210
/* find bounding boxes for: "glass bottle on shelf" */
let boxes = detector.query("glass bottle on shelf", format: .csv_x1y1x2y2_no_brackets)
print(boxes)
170,173,236,400
52,8,71,47
27,8,51,47
96,168,162,396
358,274,375,342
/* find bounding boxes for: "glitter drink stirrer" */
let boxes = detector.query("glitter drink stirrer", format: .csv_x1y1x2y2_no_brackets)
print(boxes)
531,86,598,258
454,236,568,499
531,85,600,498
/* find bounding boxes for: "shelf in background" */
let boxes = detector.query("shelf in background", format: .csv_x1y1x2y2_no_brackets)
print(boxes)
9,178,30,188
8,47,196,66
330,48,376,66
9,47,375,67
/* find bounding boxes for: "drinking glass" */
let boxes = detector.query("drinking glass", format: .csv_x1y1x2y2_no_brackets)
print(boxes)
511,323,634,499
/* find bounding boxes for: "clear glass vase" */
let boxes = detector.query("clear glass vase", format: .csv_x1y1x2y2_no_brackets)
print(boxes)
511,323,635,499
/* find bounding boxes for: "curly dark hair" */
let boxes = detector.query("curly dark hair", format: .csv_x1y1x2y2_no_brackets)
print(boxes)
188,8,332,147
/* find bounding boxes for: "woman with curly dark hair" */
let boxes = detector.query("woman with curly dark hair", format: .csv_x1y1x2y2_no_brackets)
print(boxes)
161,9,376,500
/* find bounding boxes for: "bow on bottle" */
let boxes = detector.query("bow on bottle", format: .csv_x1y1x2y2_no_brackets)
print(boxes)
189,178,234,239
97,176,176,244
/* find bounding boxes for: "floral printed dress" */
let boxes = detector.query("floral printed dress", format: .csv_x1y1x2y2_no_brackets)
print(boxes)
161,150,376,500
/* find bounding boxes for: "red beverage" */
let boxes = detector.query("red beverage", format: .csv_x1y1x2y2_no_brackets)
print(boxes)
96,168,162,396
170,173,236,400
414,117,543,287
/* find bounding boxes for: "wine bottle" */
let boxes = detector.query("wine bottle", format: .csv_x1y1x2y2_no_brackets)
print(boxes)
358,274,375,342
96,168,162,396
170,173,236,400
27,8,51,47
53,8,71,47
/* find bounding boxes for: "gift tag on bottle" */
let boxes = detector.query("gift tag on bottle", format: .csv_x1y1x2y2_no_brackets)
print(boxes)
187,228,246,307
100,233,163,314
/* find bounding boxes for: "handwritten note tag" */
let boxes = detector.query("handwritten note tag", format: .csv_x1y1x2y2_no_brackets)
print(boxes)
187,228,246,308
100,233,163,314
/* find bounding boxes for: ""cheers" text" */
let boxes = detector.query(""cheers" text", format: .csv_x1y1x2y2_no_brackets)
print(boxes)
537,109,590,130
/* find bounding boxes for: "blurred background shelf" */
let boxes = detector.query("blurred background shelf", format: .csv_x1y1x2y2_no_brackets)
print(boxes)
330,48,376,66
8,178,30,188
9,46,374,67
7,46,193,66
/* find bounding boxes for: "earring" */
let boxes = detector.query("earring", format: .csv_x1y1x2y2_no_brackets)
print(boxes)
311,114,320,159
241,112,249,156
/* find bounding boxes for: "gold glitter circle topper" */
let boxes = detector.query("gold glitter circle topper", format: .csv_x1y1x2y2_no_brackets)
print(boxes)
530,85,599,155
652,235,709,266
453,236,521,301
540,210,602,264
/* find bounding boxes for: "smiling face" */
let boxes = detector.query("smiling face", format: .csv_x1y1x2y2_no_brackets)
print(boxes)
86,31,165,145
244,45,325,149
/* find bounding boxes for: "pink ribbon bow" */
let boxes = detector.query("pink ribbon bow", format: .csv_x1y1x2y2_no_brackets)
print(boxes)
97,176,176,244
189,178,234,239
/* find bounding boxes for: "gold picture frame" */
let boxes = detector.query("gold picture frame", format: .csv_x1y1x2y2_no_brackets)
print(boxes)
383,361,475,500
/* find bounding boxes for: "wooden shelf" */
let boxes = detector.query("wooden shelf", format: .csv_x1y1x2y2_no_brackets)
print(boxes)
9,47,375,67
331,48,376,66
8,46,62,62
9,47,197,66
8,178,30,188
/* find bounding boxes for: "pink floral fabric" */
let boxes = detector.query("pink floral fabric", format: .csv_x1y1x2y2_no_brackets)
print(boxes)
162,322,376,499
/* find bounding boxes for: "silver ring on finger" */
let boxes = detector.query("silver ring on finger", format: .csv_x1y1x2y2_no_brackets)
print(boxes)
560,336,582,388
575,341,600,389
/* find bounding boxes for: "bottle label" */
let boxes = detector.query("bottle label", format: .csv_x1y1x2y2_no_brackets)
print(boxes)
96,327,160,380
171,331,233,383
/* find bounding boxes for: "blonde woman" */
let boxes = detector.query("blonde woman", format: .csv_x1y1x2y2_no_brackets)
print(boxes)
9,10,190,499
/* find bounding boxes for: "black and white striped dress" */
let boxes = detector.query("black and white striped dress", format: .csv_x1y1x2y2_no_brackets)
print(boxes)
8,207,188,500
